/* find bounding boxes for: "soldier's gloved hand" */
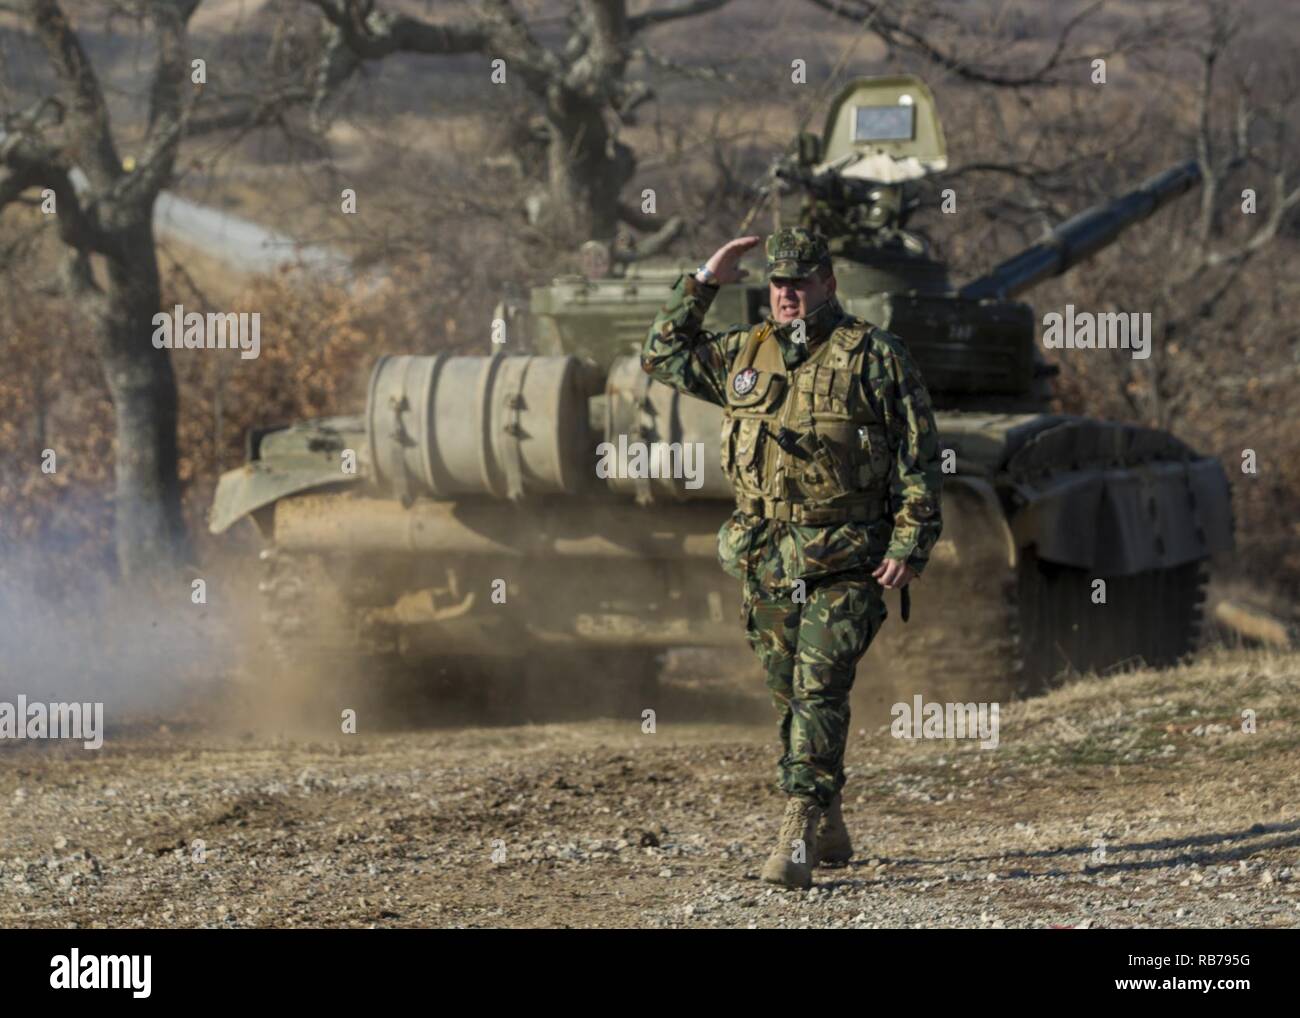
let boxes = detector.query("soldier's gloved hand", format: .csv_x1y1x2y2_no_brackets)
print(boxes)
700,236,762,285
873,558,915,589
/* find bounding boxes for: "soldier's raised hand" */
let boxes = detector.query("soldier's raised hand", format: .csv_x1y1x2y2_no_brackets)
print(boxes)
700,236,762,285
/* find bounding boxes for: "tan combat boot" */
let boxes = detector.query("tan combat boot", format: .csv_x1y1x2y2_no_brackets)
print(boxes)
760,796,821,889
814,790,852,867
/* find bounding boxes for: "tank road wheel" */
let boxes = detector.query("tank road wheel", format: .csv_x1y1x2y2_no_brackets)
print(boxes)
1015,550,1208,685
256,547,406,713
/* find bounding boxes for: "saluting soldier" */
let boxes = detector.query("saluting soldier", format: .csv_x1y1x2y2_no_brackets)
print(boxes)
641,227,943,888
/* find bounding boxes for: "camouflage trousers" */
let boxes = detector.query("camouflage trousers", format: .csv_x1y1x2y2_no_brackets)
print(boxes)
743,575,888,808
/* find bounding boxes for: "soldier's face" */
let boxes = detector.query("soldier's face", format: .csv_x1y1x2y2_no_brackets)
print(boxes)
770,271,835,323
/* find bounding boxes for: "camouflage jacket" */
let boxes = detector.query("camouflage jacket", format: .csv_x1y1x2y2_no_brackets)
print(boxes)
641,273,943,591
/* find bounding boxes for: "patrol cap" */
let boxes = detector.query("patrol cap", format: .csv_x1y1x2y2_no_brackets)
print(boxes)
765,227,831,281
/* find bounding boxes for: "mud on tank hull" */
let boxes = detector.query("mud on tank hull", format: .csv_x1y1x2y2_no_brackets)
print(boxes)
212,369,1232,710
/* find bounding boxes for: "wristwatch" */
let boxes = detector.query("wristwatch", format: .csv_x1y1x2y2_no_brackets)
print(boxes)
694,264,719,286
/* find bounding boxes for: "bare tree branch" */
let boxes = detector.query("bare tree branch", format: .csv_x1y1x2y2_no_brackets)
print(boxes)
804,0,1134,88
626,0,730,34
127,0,204,202
309,0,490,59
304,0,562,106
188,85,315,138
477,0,564,86
629,42,739,84
27,0,123,189
566,0,628,94
0,122,108,250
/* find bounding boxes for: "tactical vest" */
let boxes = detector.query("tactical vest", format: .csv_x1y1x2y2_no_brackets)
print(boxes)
721,319,892,525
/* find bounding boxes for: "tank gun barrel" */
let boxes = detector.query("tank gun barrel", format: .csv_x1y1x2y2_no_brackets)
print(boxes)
958,159,1202,301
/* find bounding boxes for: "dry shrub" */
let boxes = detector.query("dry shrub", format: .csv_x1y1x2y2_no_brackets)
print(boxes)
0,281,117,589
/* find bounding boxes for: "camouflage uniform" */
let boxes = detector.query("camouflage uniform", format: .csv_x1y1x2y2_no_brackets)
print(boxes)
641,228,943,809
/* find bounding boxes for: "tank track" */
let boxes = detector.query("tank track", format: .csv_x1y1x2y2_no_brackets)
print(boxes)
1015,552,1208,684
256,546,661,719
864,552,1209,706
259,542,1205,711
257,546,399,678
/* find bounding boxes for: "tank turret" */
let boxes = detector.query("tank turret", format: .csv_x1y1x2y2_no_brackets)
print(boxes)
746,78,1205,411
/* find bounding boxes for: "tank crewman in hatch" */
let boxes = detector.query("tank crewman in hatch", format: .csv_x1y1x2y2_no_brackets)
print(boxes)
641,227,943,889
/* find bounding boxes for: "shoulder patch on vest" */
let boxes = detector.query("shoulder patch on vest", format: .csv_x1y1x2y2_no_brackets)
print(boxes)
732,366,759,395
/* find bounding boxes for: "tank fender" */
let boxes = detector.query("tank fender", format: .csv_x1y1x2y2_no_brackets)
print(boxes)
1009,458,1233,575
208,462,365,535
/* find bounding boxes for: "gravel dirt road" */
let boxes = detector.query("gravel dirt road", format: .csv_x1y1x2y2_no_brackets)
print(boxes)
1,648,1297,928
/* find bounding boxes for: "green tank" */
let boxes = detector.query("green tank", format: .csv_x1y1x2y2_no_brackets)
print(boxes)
210,76,1232,710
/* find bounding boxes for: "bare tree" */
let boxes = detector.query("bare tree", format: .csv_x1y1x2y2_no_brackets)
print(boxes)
1133,1,1299,433
0,0,204,578
303,0,735,253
